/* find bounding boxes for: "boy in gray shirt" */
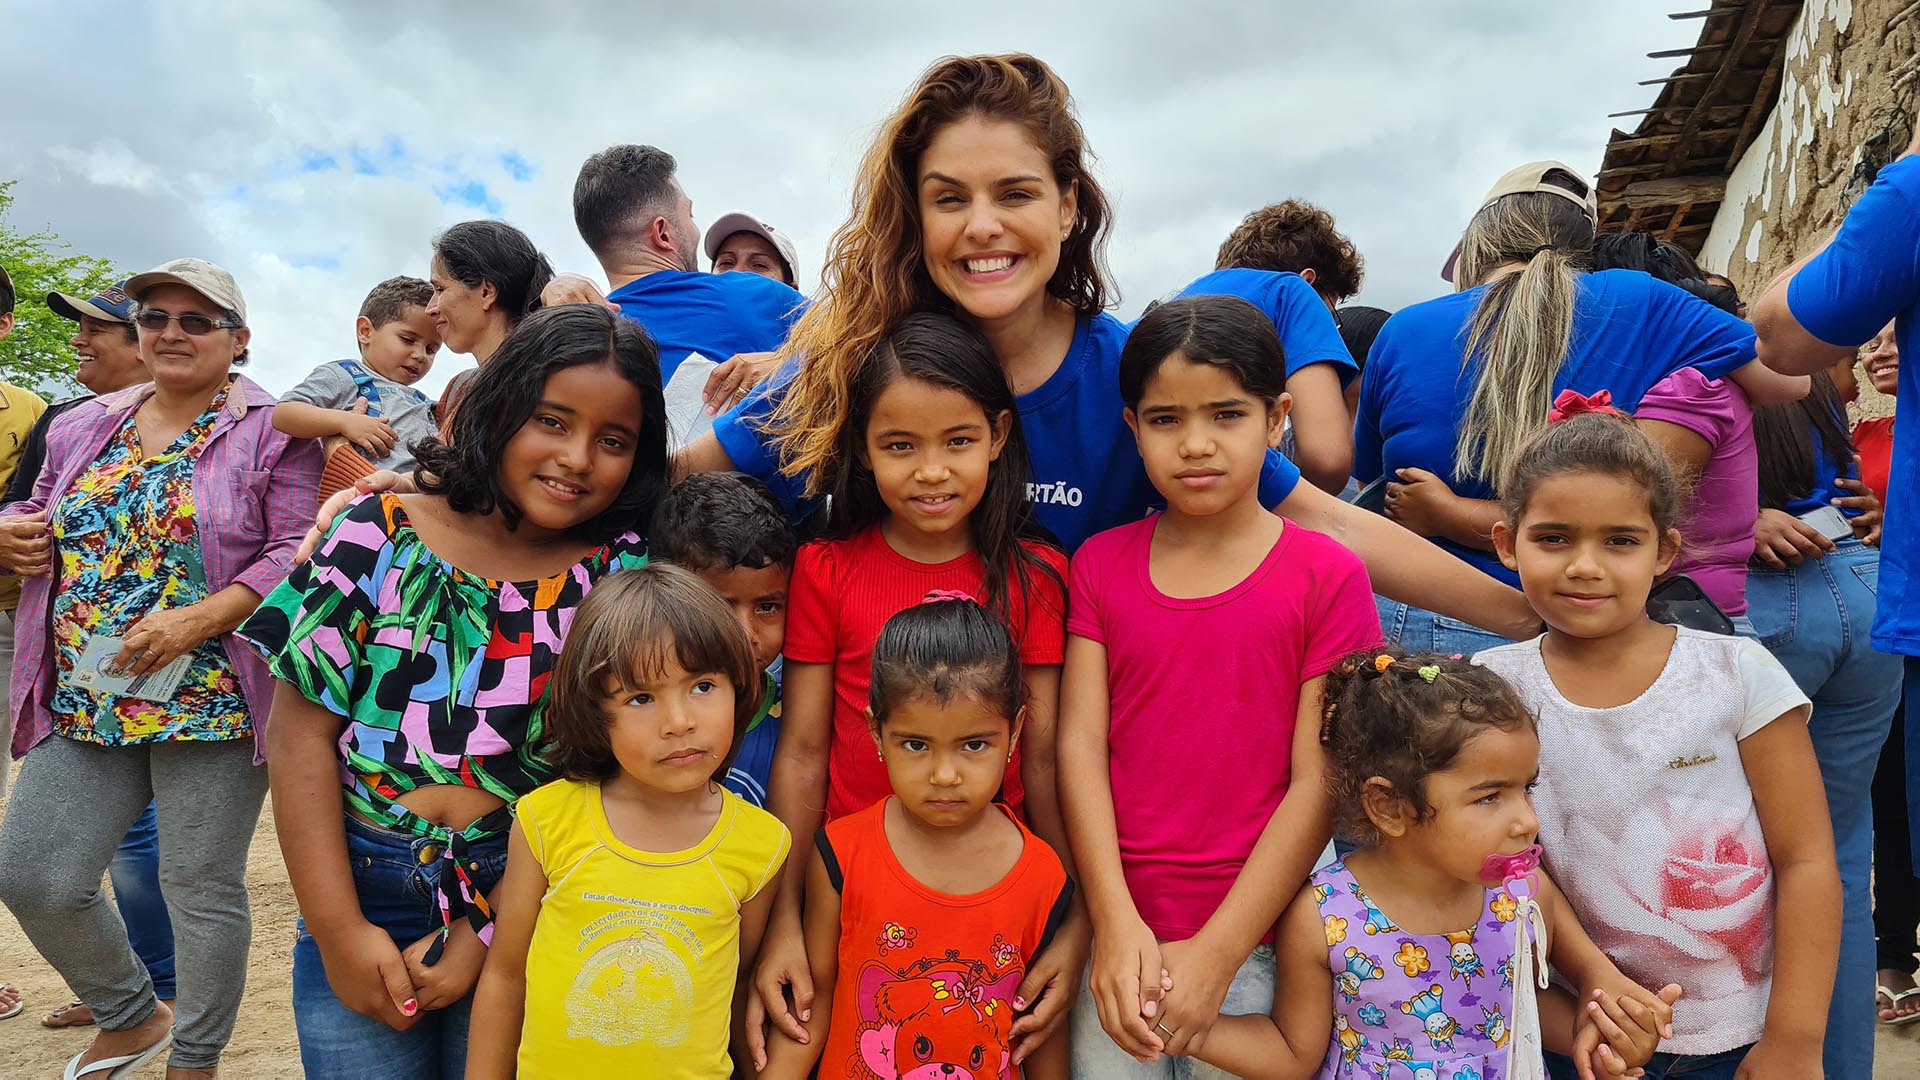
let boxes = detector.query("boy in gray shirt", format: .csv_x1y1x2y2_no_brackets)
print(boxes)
275,277,442,492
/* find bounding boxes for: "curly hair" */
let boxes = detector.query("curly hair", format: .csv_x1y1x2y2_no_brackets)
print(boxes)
1214,199,1363,303
764,53,1115,494
648,472,797,574
358,275,433,328
1320,648,1536,845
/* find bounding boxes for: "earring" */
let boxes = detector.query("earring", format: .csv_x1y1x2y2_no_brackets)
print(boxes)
876,748,884,761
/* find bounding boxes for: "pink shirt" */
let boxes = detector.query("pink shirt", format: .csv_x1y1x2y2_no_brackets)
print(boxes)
1635,368,1757,615
1068,516,1380,940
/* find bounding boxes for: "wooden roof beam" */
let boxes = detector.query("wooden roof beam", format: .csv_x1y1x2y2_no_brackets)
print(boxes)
1724,48,1787,170
1617,176,1728,208
1664,3,1767,177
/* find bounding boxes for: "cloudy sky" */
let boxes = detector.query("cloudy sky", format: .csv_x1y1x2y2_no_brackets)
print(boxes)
0,1,1697,398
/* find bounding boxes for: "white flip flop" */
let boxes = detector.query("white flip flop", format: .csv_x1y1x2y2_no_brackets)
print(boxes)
63,1029,173,1079
0,984,23,1021
1880,983,1920,1027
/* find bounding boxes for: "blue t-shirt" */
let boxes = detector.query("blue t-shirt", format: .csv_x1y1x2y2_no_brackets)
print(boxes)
1778,411,1860,518
606,269,805,386
1170,269,1358,384
1354,269,1757,584
1786,154,1920,654
712,312,1304,553
722,661,782,808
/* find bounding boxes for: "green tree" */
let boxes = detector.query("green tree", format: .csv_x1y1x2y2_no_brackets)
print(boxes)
0,180,120,396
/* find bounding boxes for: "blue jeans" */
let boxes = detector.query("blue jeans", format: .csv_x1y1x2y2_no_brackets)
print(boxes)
1547,1043,1750,1079
1375,597,1519,656
290,815,509,1080
1746,539,1900,1080
111,802,176,999
1069,944,1275,1078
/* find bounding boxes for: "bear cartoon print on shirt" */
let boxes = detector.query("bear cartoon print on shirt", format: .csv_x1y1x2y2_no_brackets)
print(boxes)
849,955,1021,1080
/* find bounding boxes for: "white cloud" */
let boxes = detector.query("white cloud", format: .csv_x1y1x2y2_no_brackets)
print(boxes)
0,1,1699,398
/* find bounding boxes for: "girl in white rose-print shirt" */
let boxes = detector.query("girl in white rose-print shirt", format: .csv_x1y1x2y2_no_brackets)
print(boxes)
1474,405,1838,1080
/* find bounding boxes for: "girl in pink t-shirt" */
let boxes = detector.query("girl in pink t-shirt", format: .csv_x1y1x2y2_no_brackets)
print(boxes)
1059,295,1382,1073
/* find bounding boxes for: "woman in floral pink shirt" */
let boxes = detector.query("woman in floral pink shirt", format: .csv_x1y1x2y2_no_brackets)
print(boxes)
0,259,320,1079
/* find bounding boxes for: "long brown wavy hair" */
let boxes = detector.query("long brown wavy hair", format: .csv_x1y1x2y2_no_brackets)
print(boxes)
765,53,1115,495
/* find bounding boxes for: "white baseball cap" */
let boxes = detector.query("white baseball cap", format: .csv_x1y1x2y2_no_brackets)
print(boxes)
1441,161,1598,283
127,258,248,323
702,212,798,285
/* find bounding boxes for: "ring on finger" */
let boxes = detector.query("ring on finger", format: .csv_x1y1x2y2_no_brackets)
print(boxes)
1155,1022,1174,1036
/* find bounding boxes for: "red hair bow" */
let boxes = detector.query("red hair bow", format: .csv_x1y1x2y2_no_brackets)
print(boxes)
1547,388,1620,424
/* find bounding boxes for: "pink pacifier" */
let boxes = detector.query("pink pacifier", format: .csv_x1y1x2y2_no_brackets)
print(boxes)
1480,844,1542,896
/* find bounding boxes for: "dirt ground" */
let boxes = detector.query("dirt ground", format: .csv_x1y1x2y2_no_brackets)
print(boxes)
0,782,300,1078
3,771,1920,1077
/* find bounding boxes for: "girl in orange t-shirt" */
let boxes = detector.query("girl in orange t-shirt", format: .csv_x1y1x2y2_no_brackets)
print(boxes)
759,596,1072,1080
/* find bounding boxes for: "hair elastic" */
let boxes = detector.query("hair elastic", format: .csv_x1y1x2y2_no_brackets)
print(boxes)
1373,654,1395,674
922,589,975,604
1529,244,1557,259
1416,665,1441,684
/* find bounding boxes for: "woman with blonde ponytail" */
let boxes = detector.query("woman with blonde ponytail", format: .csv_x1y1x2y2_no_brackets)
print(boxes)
1355,161,1808,655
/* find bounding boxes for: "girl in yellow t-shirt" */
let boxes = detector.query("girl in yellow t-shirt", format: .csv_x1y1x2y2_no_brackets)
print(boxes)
467,564,791,1078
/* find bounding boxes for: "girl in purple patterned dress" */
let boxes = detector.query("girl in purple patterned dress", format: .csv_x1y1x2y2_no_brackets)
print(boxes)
1184,651,1678,1080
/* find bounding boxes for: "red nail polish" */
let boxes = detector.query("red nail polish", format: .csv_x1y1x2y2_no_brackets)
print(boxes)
402,999,418,1014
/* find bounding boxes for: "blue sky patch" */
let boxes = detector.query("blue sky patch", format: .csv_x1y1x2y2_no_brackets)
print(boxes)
298,148,338,173
434,179,502,214
499,152,535,182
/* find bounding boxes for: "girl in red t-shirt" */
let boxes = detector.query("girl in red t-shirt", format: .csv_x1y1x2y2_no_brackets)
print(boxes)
747,313,1080,1067
760,597,1072,1080
1855,323,1898,506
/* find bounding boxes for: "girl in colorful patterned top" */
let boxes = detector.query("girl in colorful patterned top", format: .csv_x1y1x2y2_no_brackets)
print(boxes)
760,594,1072,1080
1190,650,1676,1080
239,305,667,1080
467,563,790,1078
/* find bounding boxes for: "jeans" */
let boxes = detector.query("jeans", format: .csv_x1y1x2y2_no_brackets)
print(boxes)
1375,597,1519,657
291,814,509,1080
1069,944,1275,1078
112,802,177,999
0,735,267,1071
1547,1043,1751,1079
1746,539,1901,1079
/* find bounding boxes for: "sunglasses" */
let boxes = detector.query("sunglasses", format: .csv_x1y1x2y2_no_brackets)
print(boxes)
133,309,242,335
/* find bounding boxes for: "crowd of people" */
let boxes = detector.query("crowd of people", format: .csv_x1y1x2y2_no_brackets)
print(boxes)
0,49,1913,1080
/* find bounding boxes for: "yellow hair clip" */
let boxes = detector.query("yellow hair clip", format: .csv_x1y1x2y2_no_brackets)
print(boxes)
1374,654,1395,674
1417,665,1441,684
